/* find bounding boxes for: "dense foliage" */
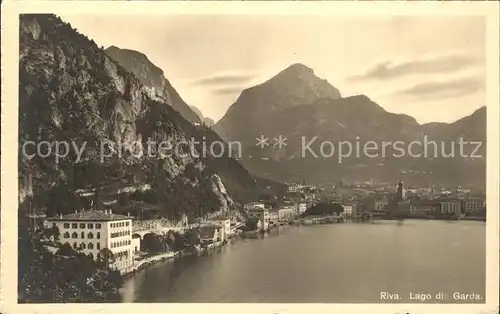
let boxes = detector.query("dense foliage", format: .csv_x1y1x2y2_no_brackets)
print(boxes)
244,217,259,231
303,202,344,216
140,229,201,253
18,215,124,303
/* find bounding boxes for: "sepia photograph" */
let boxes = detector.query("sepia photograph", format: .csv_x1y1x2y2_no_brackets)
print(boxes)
1,1,499,314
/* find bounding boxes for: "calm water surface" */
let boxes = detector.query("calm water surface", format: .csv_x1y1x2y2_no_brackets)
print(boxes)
121,220,485,303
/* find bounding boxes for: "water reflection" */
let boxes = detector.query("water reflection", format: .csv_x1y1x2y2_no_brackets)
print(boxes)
123,221,485,303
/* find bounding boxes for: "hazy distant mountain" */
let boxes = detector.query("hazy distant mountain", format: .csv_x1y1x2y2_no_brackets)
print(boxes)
190,105,215,127
422,106,486,146
212,64,486,188
203,117,215,127
190,105,203,120
105,46,201,124
214,63,341,141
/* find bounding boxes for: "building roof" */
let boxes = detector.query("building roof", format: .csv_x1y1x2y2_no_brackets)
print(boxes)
245,202,264,206
46,210,132,222
248,206,267,211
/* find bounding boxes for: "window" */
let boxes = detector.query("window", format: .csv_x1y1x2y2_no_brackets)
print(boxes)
81,232,85,239
79,223,85,228
87,223,94,229
88,232,94,239
96,223,101,229
72,232,78,239
128,240,131,245
71,223,77,229
63,232,70,238
80,243,86,249
97,232,100,239
64,223,70,229
88,243,94,249
73,242,77,249
97,243,100,250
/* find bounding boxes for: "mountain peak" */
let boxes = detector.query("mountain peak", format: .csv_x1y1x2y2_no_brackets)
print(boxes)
214,63,342,141
105,46,201,124
283,63,314,73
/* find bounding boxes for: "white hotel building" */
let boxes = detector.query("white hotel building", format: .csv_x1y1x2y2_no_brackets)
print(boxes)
45,209,134,271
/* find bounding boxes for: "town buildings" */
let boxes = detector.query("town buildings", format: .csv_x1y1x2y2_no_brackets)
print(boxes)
199,224,223,245
278,206,295,220
296,202,307,215
287,183,301,193
244,202,265,210
45,209,134,271
461,198,485,215
343,205,353,216
269,210,279,221
374,198,389,212
247,207,269,231
209,216,231,241
438,200,462,215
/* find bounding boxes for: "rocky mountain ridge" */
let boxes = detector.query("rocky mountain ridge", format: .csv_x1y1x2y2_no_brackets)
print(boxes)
105,46,202,124
19,14,283,220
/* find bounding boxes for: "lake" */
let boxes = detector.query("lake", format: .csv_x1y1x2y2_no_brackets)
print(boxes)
121,219,486,303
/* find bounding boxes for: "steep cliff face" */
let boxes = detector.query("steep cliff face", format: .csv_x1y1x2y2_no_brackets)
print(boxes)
104,46,201,124
19,14,281,219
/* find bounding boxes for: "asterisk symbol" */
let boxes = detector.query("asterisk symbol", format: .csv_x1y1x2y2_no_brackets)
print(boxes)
273,135,288,148
256,135,270,148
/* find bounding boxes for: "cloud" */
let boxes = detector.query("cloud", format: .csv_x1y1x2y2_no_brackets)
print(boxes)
349,52,481,81
395,76,483,100
212,86,246,95
191,72,255,86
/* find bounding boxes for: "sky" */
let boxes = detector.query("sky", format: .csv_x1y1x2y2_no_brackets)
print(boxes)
60,14,485,124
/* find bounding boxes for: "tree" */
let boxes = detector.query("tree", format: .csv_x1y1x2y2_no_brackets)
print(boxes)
303,202,344,217
18,215,124,303
56,242,75,257
96,248,116,270
183,228,201,247
245,217,259,231
141,233,164,253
